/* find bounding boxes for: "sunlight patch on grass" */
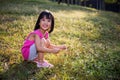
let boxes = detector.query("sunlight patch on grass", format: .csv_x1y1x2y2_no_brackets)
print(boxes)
54,10,88,19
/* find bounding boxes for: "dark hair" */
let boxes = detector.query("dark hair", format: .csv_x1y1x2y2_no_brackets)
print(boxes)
34,10,54,33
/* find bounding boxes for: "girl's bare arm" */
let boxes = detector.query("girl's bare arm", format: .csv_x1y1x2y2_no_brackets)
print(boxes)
35,35,60,53
47,39,67,50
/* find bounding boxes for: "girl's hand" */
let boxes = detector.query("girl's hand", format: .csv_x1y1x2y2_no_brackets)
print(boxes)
60,45,67,50
52,48,60,53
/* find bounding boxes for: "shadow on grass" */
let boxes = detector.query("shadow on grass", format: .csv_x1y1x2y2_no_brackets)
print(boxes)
92,50,120,79
81,12,120,79
83,11,120,44
0,0,97,16
0,61,39,80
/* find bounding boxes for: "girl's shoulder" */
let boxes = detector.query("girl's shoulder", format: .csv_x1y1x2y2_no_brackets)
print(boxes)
33,30,49,39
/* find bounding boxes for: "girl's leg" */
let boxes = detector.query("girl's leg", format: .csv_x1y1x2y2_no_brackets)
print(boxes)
37,52,54,68
29,44,53,68
37,52,44,63
29,44,45,62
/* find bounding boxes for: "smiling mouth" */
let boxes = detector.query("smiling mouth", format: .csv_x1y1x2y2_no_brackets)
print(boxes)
42,25,49,29
43,25,48,28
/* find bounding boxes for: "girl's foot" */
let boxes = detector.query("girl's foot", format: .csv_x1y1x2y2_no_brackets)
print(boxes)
33,57,48,63
37,61,54,68
33,59,48,63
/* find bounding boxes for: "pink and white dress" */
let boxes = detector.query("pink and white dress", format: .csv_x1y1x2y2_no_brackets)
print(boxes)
21,29,49,60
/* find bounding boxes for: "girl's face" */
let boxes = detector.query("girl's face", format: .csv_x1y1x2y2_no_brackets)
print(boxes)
39,16,52,32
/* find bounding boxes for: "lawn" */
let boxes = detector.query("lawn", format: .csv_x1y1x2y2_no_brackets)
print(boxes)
0,0,120,80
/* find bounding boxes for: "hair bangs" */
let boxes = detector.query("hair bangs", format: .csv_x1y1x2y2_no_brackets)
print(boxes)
40,12,52,20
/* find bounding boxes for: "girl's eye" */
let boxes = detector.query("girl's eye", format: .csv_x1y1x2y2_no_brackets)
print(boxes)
42,19,45,21
47,19,51,22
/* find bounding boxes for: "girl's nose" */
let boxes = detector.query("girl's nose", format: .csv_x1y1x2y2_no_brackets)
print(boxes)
44,20,48,24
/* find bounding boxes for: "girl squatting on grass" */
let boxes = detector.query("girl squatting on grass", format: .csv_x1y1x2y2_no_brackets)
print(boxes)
21,10,67,68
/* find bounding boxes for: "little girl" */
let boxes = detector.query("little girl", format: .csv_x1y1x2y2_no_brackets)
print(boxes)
21,10,66,68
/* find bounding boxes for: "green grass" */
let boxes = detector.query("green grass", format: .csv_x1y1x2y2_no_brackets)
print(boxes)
0,0,120,80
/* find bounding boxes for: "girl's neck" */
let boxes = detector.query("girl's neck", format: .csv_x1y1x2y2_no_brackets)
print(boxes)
39,29,46,34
